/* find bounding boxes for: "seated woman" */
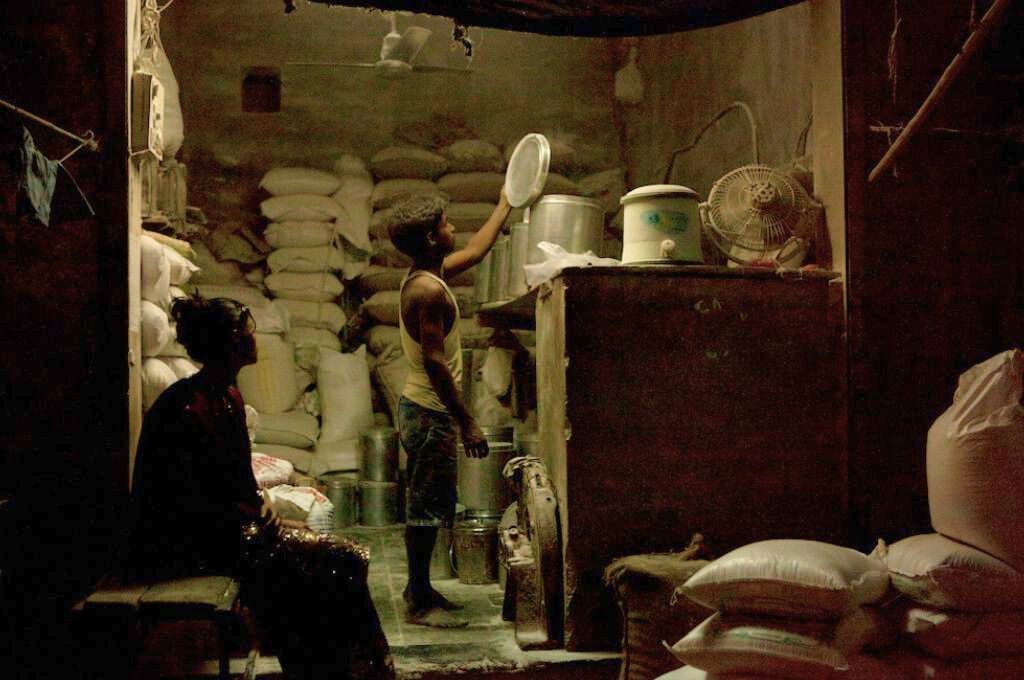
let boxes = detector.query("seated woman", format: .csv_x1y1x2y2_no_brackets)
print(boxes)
125,296,394,679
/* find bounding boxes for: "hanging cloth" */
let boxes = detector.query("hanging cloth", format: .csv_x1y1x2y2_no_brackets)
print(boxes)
16,126,58,226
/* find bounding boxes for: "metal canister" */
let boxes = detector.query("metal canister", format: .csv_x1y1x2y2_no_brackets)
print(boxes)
506,222,530,298
319,473,358,528
359,481,399,526
453,519,500,585
473,250,494,303
359,426,399,482
526,195,604,265
431,526,455,581
457,429,516,519
487,236,510,303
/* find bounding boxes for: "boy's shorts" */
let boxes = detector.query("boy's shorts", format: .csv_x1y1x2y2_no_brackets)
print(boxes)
397,396,458,528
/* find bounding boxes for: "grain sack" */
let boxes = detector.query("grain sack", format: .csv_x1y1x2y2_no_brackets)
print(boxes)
394,114,474,150
277,300,347,334
310,438,361,476
369,146,448,180
333,154,369,177
443,139,504,173
140,234,171,305
884,533,1024,611
678,540,890,619
190,285,290,335
263,222,335,248
237,334,301,415
251,443,313,474
207,229,265,265
337,239,371,281
927,349,1024,570
142,358,177,411
318,346,374,444
371,179,446,211
161,357,200,380
162,244,199,286
505,134,577,175
437,172,505,203
251,453,295,490
190,241,245,285
244,268,265,286
370,232,472,269
143,230,196,260
141,300,171,357
255,410,319,449
335,196,373,253
290,327,342,353
898,605,1024,660
604,554,711,680
579,168,627,215
446,202,496,232
366,325,403,362
159,324,190,358
668,612,848,679
265,485,333,533
260,194,345,223
358,265,474,294
542,172,581,196
259,167,342,197
267,246,345,273
331,173,374,203
265,272,344,302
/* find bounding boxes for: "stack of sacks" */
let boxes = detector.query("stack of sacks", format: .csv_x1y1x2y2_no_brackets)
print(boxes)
139,233,202,411
312,346,375,476
877,350,1024,678
187,281,317,476
882,534,1024,678
663,540,902,680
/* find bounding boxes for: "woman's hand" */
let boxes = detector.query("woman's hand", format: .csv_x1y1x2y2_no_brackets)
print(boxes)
260,500,282,536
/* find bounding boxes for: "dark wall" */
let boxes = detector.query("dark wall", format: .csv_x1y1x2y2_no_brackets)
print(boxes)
0,2,128,677
843,0,1024,548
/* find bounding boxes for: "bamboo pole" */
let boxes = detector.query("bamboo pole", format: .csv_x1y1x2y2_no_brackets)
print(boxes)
868,0,1014,183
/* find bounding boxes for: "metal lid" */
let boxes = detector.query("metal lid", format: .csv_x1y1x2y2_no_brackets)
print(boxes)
318,473,358,488
504,133,550,208
458,441,516,452
535,194,603,210
620,184,700,205
455,518,500,533
361,426,397,441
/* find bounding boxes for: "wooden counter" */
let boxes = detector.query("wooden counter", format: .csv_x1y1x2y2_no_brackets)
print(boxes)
483,265,847,651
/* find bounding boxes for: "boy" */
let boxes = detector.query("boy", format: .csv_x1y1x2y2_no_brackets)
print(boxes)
388,190,511,627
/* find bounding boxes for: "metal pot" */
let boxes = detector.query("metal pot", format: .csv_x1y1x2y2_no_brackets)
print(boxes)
473,250,494,303
359,426,399,482
453,519,500,585
487,235,511,303
359,481,399,526
319,473,358,528
526,195,604,265
457,429,516,518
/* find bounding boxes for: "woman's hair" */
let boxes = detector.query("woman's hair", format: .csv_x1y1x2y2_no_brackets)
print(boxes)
388,195,447,258
170,295,254,364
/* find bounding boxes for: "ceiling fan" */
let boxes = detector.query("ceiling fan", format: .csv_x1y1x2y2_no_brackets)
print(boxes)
286,12,471,80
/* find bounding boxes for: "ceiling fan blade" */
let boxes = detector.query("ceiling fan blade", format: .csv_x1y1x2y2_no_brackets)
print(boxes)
411,64,472,75
389,26,431,64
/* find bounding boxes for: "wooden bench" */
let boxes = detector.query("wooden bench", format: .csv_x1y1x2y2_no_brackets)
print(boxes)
73,574,247,680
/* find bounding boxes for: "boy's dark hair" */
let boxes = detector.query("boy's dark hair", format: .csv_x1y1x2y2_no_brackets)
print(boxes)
387,195,447,259
170,296,253,364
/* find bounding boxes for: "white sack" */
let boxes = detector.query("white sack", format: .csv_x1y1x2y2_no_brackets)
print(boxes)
884,533,1024,611
190,285,290,335
335,196,373,253
259,167,341,197
265,484,333,533
251,453,294,490
369,146,448,180
260,194,345,223
237,333,301,415
140,234,171,305
318,346,374,444
277,300,347,334
267,246,345,273
149,46,183,159
142,358,177,411
331,174,374,204
159,324,190,358
160,357,200,380
251,443,313,474
290,327,342,353
140,300,171,357
263,222,335,248
371,179,445,211
162,244,199,286
678,539,890,619
255,410,319,449
265,272,344,302
338,239,371,281
333,154,369,178
928,349,1024,570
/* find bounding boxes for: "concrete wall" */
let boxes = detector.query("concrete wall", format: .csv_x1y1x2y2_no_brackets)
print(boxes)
160,2,623,225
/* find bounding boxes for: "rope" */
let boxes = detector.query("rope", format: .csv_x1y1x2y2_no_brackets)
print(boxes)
888,0,902,106
662,101,759,184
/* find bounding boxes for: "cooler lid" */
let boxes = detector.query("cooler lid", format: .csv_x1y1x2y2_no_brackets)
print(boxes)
505,133,550,209
620,184,700,205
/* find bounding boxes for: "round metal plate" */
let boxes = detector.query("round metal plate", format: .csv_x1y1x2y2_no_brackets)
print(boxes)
505,133,550,209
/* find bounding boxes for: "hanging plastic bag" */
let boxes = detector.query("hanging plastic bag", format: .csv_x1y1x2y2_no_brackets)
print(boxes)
523,241,619,287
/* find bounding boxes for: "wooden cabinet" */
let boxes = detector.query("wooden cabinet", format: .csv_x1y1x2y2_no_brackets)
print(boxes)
513,266,846,650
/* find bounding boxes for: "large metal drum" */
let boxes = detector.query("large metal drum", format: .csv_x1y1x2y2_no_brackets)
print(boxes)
359,426,399,482
453,519,499,585
359,481,399,526
526,195,604,265
457,427,516,520
319,473,358,528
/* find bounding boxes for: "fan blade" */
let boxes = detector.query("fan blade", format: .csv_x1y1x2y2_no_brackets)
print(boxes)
410,64,472,75
390,26,432,64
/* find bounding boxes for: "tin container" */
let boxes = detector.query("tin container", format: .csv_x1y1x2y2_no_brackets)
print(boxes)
453,519,499,585
487,235,510,303
359,426,399,482
473,250,494,303
506,222,530,298
457,435,517,519
526,195,604,265
319,473,358,528
359,481,399,526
